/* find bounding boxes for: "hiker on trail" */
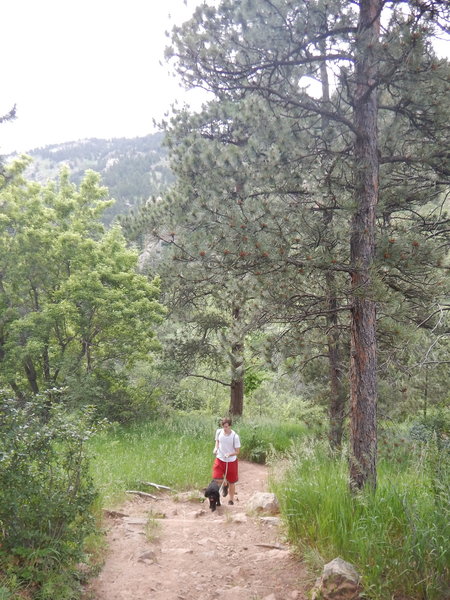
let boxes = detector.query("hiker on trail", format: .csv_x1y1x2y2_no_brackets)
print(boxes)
212,417,241,505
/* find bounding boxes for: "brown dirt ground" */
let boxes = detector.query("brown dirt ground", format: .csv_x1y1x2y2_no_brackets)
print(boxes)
84,461,313,600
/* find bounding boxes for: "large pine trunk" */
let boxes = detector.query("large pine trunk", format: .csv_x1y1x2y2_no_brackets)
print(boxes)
349,0,381,490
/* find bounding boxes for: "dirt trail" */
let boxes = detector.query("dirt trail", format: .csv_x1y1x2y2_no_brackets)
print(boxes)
86,461,311,600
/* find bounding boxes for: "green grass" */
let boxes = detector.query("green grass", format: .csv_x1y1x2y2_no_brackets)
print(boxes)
271,438,450,600
89,416,214,507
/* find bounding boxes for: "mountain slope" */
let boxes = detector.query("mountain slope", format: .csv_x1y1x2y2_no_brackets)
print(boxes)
18,132,174,224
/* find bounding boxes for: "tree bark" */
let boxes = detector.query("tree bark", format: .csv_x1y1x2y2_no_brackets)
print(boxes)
229,305,244,416
9,380,26,405
23,356,39,394
349,0,381,491
229,376,244,416
43,345,51,383
320,48,346,451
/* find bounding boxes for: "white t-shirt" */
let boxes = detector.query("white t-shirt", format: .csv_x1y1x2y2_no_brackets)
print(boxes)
215,428,241,462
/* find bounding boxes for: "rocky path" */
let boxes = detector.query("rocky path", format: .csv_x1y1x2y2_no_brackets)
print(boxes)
85,461,311,600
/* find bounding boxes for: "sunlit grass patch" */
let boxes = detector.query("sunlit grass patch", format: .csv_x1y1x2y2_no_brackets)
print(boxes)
89,416,214,507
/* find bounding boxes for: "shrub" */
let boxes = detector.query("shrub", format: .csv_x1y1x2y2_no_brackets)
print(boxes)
409,407,450,451
0,393,99,599
65,369,161,424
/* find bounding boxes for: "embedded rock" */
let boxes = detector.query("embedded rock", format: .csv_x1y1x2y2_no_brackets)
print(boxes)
311,557,362,600
246,492,279,515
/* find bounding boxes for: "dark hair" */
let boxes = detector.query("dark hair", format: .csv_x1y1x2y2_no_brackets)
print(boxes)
221,417,232,426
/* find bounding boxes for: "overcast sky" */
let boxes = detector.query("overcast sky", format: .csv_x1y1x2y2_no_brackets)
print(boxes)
2,1,448,156
1,0,207,155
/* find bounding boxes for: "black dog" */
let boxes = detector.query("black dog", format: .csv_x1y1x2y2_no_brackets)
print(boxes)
204,480,221,511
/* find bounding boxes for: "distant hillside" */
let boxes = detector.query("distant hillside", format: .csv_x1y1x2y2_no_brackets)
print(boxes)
18,132,174,224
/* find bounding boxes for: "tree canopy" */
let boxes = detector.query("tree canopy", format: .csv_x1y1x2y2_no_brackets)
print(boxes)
131,0,450,489
0,159,165,418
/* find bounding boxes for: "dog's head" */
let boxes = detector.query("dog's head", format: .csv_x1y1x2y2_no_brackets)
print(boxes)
204,480,221,512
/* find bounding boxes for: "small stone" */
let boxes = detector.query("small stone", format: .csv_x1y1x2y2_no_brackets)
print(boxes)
197,537,216,546
260,516,281,525
138,550,158,563
232,512,248,523
138,550,154,560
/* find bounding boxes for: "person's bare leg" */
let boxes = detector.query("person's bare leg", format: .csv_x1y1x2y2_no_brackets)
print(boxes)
228,482,236,503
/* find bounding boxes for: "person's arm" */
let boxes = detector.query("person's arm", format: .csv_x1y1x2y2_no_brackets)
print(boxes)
213,429,221,454
225,447,240,458
225,433,241,458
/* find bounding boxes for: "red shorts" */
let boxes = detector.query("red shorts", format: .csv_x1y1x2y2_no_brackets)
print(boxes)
212,458,238,483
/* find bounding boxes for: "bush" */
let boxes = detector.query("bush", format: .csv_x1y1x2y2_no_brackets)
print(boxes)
0,393,99,599
409,407,450,451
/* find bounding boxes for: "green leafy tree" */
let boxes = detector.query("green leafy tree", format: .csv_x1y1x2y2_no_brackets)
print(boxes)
0,160,164,417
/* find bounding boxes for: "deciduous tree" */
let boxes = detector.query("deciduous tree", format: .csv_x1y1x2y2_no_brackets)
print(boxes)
0,160,164,412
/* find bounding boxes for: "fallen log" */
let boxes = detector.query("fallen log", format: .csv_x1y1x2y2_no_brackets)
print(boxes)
103,509,129,518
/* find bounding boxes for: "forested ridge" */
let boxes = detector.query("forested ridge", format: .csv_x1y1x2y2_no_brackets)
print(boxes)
1,1,449,599
10,132,173,224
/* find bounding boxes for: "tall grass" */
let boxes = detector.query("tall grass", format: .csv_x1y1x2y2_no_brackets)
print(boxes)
271,438,450,600
89,415,214,506
239,418,311,463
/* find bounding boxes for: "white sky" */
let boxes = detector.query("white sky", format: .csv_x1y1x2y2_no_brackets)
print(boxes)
1,1,448,155
0,0,207,155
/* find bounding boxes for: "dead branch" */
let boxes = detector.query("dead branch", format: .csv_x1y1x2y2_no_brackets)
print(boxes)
126,490,159,500
140,481,173,491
